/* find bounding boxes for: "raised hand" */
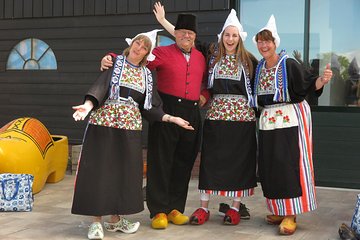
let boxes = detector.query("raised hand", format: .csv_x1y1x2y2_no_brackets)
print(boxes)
321,63,332,84
152,1,175,36
153,2,165,23
315,63,333,90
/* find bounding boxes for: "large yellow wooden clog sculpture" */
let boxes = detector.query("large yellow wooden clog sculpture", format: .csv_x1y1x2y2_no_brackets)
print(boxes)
0,117,68,194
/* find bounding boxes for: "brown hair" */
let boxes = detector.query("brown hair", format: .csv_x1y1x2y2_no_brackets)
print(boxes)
255,29,275,43
210,31,254,78
122,35,152,66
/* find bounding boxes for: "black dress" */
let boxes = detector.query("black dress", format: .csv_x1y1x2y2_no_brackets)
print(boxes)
199,52,258,197
71,55,164,216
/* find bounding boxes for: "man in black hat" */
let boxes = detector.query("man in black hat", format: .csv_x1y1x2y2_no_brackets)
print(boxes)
100,12,208,230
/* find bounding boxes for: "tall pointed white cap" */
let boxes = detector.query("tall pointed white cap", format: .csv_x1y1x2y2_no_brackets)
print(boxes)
125,29,163,61
252,15,280,48
218,9,247,42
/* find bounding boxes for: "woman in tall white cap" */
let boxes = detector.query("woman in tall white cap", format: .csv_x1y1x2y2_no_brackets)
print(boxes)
252,15,332,235
153,2,258,226
71,30,194,239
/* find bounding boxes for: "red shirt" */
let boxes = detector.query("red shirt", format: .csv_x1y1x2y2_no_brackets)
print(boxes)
147,44,209,101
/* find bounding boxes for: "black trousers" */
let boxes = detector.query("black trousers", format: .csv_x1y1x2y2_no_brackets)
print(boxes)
146,93,201,218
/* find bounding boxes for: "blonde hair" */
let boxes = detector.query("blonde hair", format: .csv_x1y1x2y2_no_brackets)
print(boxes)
211,30,254,78
122,35,152,66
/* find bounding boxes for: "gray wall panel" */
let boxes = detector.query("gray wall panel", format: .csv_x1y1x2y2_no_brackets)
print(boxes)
174,0,187,11
200,0,212,10
84,0,95,15
43,0,53,17
312,110,360,188
94,0,105,15
212,0,228,9
0,0,4,18
53,0,63,17
63,0,74,16
128,0,139,13
74,0,84,16
13,0,22,18
116,0,127,14
32,0,42,17
105,0,117,15
2,0,231,19
23,0,32,18
161,0,175,11
4,0,13,18
187,0,199,11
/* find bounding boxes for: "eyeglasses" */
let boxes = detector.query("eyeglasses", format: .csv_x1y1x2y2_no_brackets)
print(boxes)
176,30,196,37
257,40,273,46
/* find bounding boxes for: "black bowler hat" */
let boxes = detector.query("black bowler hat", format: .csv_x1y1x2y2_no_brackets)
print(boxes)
174,13,197,33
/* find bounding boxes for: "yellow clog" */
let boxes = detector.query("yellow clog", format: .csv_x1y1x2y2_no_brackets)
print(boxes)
151,213,168,229
168,209,189,225
0,117,68,194
279,216,297,235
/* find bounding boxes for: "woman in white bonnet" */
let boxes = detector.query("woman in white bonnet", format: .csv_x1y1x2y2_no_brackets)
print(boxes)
71,30,194,239
153,2,258,226
252,15,332,235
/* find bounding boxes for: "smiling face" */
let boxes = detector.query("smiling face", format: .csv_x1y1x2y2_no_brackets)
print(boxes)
255,30,277,61
126,35,151,66
222,26,240,55
174,29,196,52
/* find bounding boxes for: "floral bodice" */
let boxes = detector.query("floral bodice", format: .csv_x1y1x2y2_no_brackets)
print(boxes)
257,65,277,96
118,61,146,94
214,55,242,81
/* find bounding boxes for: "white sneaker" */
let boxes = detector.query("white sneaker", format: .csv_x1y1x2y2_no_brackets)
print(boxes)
104,217,140,234
87,222,104,239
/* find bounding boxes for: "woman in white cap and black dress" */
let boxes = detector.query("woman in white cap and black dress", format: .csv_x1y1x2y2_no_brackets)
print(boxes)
71,29,194,239
153,3,258,226
252,15,333,235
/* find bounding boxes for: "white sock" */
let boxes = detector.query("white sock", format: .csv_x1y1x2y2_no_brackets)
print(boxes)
201,207,209,213
200,192,210,201
230,206,239,212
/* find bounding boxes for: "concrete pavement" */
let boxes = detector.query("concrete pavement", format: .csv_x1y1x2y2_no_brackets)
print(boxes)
0,174,357,240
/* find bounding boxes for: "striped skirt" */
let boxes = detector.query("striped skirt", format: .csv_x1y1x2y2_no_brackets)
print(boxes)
258,101,317,216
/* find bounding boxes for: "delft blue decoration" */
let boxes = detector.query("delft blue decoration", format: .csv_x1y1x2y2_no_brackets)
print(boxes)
0,173,34,212
351,194,360,235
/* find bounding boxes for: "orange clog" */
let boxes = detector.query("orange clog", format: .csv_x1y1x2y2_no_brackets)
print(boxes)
0,117,68,194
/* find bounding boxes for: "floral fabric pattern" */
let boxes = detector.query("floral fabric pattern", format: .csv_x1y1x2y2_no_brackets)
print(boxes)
119,62,145,94
257,66,276,95
214,55,242,81
259,103,298,131
89,101,142,130
205,94,256,122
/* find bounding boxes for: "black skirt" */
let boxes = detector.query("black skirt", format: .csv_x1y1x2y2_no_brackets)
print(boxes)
199,120,257,191
258,126,302,199
71,124,144,216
